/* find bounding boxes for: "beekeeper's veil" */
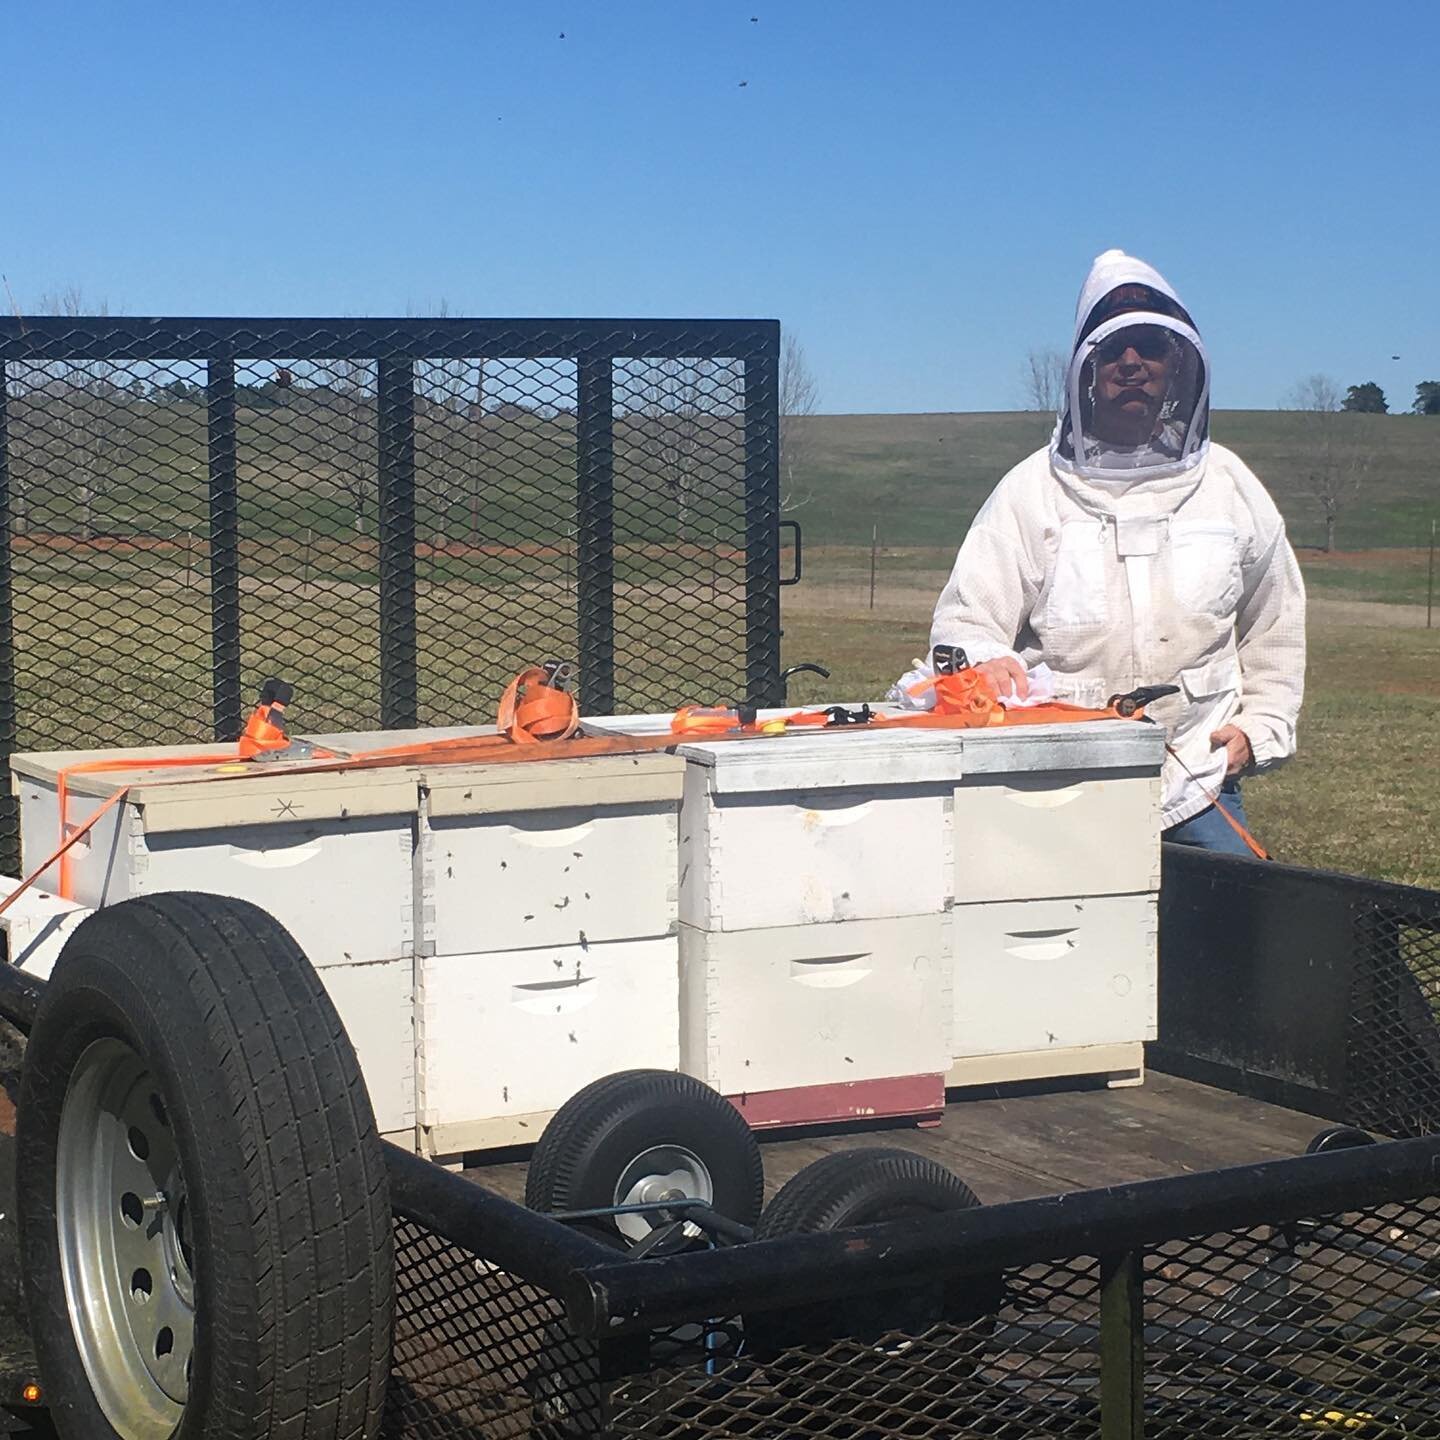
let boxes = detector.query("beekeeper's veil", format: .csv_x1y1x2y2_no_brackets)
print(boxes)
1050,250,1210,484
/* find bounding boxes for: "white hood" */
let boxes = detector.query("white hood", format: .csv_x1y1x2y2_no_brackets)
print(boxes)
1050,249,1211,489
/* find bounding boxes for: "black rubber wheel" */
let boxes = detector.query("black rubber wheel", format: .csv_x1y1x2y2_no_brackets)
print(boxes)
756,1147,983,1235
747,1149,1000,1354
1305,1125,1377,1155
525,1069,763,1247
17,893,393,1440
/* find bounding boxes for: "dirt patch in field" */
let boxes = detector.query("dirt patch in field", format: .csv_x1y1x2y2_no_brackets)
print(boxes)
1307,597,1438,630
1298,547,1432,571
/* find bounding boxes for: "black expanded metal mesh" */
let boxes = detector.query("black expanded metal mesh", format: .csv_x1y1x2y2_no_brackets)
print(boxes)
388,1189,1440,1440
386,1216,596,1440
602,1258,1103,1440
0,317,779,873
1142,1197,1440,1438
1157,848,1440,1141
1349,898,1440,1140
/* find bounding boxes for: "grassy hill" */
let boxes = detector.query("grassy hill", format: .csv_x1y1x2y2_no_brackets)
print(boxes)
792,410,1440,553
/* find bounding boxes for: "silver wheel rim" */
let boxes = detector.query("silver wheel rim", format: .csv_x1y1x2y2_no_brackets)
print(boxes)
56,1037,194,1440
612,1145,713,1244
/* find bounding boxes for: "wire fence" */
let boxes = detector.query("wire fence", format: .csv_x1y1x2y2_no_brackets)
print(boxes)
0,316,781,872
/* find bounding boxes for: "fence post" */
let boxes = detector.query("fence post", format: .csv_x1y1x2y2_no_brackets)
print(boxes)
0,361,16,872
744,336,781,707
576,353,615,714
1427,518,1435,630
378,358,419,728
869,522,878,610
206,349,243,740
1099,1250,1145,1440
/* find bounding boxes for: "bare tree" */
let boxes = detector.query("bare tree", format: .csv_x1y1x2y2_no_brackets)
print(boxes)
405,299,493,543
1283,373,1369,552
416,356,489,544
1285,373,1342,414
20,288,121,538
309,359,375,536
1021,347,1067,415
779,333,819,512
632,358,733,541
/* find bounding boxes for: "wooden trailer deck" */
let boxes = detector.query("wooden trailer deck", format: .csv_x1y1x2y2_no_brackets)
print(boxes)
461,1069,1333,1209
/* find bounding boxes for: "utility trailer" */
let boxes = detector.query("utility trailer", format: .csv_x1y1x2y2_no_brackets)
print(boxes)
1,845,1438,1440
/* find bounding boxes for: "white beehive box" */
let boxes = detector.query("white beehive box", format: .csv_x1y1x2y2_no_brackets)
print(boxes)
593,710,1166,1098
11,744,418,968
587,714,1166,923
417,935,679,1152
953,768,1162,903
586,721,976,931
944,726,1163,1088
950,894,1158,1058
317,957,416,1140
679,913,950,1126
422,753,684,954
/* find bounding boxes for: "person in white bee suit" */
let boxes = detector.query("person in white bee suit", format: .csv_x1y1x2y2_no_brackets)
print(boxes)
924,250,1306,852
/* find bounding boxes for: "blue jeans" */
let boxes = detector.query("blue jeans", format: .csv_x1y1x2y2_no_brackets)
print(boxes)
1163,779,1252,857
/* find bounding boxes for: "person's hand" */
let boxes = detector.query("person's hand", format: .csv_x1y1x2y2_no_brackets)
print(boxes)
1210,724,1253,776
975,657,1029,699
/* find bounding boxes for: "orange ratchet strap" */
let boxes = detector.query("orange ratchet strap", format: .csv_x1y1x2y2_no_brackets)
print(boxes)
0,784,132,919
55,752,239,899
1165,743,1270,861
497,663,581,744
52,675,344,897
33,658,1188,906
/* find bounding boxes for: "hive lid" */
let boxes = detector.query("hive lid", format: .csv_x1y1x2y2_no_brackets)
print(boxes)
425,751,684,816
9,743,421,831
582,710,1165,793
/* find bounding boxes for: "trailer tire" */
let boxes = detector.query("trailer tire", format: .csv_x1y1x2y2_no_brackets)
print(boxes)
756,1147,981,1235
1305,1125,1376,1155
525,1070,763,1247
16,892,392,1440
747,1149,1000,1355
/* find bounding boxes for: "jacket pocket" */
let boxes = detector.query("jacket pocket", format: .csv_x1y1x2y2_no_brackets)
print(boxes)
1170,521,1241,617
1043,522,1109,630
1179,655,1241,703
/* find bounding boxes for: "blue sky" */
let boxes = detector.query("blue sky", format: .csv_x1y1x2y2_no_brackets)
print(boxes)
3,2,1436,413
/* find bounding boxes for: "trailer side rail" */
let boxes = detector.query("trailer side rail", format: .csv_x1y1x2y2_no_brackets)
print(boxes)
383,1132,1440,1440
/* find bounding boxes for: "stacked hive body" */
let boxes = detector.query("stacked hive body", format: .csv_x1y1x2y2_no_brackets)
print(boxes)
591,715,1166,1127
672,731,958,1128
415,754,683,1153
10,740,422,1144
946,728,1163,1088
7,732,687,1157
7,710,1165,1151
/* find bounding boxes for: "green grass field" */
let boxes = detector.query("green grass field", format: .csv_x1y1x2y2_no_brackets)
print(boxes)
790,409,1440,553
781,548,1440,891
776,411,1439,890
4,393,1436,887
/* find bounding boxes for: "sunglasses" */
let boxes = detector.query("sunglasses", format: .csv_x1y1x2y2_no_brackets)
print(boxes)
1093,326,1173,365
